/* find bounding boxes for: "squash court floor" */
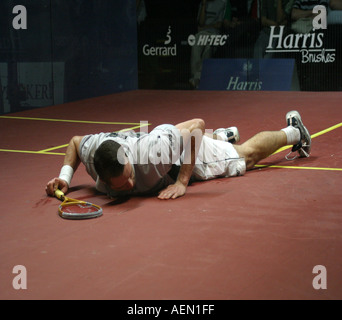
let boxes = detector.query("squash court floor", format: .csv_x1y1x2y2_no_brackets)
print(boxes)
0,90,341,300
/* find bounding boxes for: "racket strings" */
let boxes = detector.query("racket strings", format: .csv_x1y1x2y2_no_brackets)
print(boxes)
59,201,102,219
55,190,103,220
60,202,99,214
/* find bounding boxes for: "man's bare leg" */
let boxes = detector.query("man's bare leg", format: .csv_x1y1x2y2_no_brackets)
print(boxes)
208,111,309,171
233,131,288,170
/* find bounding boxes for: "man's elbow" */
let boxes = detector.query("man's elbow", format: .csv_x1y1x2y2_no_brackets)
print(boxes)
69,136,83,154
70,136,83,144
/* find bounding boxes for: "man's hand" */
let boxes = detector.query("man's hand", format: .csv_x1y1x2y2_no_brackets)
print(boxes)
158,118,204,200
46,178,68,197
158,181,187,200
45,136,83,197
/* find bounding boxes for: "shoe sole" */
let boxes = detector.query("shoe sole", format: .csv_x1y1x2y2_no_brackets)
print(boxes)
286,111,311,157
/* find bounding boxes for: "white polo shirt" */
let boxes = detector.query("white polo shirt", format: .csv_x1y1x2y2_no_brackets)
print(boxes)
79,124,183,197
79,124,246,198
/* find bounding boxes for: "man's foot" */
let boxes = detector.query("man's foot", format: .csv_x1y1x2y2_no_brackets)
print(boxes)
214,127,240,144
286,110,311,159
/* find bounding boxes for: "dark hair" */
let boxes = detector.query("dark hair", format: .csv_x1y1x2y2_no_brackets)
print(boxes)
94,140,126,184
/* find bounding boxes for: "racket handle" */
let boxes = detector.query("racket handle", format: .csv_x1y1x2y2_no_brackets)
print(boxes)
55,189,65,200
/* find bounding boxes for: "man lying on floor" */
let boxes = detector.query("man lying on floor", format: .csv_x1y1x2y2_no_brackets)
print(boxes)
46,111,311,200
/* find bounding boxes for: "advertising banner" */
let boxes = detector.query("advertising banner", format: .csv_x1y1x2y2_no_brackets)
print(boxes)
137,0,342,91
199,58,295,91
0,0,138,114
0,62,64,113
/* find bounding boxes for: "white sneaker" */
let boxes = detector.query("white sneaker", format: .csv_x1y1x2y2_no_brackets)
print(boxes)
286,110,311,159
214,127,240,144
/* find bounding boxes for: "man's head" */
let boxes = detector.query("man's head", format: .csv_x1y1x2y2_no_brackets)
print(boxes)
94,140,135,191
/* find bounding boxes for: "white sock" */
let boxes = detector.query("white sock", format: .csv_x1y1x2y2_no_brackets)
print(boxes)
281,126,301,145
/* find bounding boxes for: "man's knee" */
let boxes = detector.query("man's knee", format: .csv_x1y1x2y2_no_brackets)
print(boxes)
233,145,256,170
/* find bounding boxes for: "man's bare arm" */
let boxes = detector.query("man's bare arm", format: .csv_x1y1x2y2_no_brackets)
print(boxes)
45,136,84,196
158,119,205,200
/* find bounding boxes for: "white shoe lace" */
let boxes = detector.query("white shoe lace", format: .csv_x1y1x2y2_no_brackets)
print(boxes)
285,144,310,161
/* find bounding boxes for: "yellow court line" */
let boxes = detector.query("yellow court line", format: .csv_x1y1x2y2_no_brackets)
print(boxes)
37,144,69,153
311,122,342,138
255,164,342,172
119,124,150,132
256,122,342,172
36,124,150,153
0,123,152,156
1,122,341,163
272,122,342,155
0,115,142,126
255,122,342,172
0,149,65,156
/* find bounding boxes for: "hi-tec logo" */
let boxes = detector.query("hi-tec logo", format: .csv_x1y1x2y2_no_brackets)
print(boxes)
143,26,177,56
188,34,228,47
265,6,335,63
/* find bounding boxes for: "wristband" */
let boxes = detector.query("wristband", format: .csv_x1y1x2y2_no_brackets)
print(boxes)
59,165,74,186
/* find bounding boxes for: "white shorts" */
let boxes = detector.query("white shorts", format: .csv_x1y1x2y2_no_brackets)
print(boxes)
192,136,246,181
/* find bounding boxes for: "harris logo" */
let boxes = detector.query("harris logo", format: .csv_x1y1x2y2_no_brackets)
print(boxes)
265,6,335,64
227,61,262,91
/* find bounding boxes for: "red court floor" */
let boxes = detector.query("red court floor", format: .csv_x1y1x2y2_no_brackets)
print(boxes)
0,90,341,300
